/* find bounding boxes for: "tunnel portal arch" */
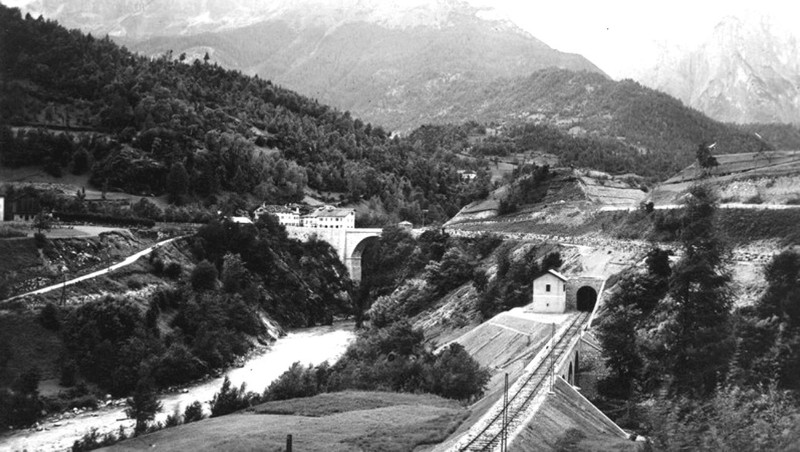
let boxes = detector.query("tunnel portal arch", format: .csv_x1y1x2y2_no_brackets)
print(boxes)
576,286,597,312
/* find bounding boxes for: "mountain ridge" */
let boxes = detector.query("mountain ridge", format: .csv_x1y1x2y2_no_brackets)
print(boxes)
639,15,800,125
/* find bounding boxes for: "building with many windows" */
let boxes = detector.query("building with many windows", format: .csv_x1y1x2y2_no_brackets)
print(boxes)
302,206,355,229
253,204,301,226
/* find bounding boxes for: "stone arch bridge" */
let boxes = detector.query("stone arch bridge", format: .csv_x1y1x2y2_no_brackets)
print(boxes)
285,226,381,282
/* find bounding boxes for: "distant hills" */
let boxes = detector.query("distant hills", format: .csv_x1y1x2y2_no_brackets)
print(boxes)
639,16,800,125
20,0,605,130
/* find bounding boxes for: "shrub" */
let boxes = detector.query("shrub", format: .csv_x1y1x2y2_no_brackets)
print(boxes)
125,379,162,434
39,302,61,330
163,262,182,279
262,362,321,402
126,277,144,290
60,360,78,387
183,400,205,423
426,343,490,401
164,407,182,427
191,260,218,291
71,427,126,452
34,232,47,248
209,377,258,417
150,258,164,275
744,193,764,204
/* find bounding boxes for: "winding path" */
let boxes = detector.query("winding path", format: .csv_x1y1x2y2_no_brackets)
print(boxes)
1,235,186,304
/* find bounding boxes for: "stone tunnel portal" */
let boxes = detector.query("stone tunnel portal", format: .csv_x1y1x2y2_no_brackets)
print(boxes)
576,286,597,312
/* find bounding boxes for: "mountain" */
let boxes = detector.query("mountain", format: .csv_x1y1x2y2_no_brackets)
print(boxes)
385,69,770,179
0,4,494,226
638,16,800,125
20,0,605,131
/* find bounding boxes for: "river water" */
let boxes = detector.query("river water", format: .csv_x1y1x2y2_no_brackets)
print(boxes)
1,322,356,452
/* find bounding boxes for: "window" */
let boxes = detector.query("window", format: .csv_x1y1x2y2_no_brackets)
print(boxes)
546,284,551,292
563,284,566,292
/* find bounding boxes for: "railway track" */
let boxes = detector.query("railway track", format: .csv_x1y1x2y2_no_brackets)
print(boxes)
456,312,591,452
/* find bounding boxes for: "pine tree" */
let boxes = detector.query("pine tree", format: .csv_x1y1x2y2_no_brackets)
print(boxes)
166,161,189,205
125,378,162,434
666,184,733,396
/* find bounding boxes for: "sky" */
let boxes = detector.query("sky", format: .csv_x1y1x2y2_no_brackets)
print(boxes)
4,0,798,79
471,0,799,78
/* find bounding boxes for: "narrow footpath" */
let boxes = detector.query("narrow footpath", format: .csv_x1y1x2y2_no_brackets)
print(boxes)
1,235,186,304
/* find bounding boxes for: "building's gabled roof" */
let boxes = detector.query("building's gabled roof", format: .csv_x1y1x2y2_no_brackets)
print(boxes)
304,206,354,218
255,204,297,214
230,216,253,224
535,269,568,281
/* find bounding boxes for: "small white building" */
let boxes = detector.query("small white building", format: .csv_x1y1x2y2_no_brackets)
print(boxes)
254,204,301,227
457,170,478,181
302,206,355,229
0,196,4,222
530,269,568,313
229,216,253,225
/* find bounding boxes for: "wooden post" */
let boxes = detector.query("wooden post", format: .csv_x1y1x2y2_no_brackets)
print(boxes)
550,322,556,392
502,372,509,451
286,434,292,452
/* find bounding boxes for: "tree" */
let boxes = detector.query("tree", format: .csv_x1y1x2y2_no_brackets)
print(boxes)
426,343,490,401
166,162,189,205
696,142,719,176
664,184,733,396
183,400,204,423
125,378,162,434
71,148,90,175
541,251,563,271
191,260,218,291
32,210,52,234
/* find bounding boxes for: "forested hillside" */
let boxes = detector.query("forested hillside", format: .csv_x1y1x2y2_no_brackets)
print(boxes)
0,6,488,225
384,69,773,179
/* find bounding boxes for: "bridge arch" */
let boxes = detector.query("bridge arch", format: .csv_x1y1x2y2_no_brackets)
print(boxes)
347,235,379,282
577,286,597,312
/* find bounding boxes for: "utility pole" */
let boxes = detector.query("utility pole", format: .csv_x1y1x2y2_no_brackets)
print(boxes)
501,372,508,451
60,265,68,306
550,322,556,392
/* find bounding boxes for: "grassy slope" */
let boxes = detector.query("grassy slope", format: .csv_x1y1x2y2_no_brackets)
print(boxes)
0,238,40,276
105,391,468,452
0,310,64,385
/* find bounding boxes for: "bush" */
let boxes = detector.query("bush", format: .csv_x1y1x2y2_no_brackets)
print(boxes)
183,400,205,423
34,231,47,248
262,362,321,402
150,258,165,276
209,376,258,417
163,262,182,279
164,407,182,427
426,343,490,401
190,260,218,291
71,427,126,452
39,302,61,330
60,360,78,387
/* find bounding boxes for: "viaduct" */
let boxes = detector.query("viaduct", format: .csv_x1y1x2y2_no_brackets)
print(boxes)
284,226,382,282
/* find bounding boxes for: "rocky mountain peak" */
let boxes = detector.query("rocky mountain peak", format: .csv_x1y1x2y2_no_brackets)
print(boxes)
639,14,800,125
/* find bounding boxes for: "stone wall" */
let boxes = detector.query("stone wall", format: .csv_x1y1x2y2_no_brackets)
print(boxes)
565,276,604,311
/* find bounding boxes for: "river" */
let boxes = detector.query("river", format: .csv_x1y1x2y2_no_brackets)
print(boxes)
1,322,356,452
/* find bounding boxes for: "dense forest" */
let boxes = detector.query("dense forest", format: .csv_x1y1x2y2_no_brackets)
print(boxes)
0,5,490,225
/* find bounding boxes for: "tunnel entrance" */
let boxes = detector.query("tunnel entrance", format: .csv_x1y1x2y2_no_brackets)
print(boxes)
576,286,597,312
